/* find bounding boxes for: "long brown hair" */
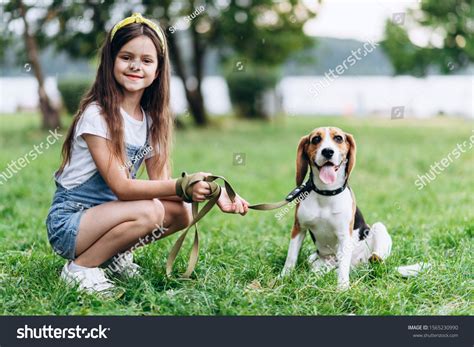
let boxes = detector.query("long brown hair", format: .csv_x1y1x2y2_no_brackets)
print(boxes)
57,21,172,179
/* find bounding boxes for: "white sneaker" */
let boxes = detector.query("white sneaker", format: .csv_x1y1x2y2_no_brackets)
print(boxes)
106,252,141,278
61,262,115,295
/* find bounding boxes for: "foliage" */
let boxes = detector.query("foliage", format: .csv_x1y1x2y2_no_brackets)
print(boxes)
57,78,93,115
225,63,280,119
382,0,473,75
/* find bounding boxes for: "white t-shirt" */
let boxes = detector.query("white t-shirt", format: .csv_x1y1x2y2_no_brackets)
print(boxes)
56,102,157,189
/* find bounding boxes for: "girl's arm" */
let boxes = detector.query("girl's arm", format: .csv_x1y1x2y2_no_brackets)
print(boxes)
83,134,248,213
145,155,182,201
83,134,209,201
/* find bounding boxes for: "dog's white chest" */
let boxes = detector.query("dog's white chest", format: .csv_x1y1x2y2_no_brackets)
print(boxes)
297,190,353,254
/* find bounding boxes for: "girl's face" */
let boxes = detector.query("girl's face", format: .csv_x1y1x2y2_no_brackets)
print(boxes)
113,35,159,94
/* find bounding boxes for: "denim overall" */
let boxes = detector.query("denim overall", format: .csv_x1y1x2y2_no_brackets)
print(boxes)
45,124,150,260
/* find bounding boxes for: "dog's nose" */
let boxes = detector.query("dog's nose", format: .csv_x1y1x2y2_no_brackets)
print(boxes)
321,148,334,159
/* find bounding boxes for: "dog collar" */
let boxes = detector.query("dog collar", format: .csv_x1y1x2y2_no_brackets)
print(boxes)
309,159,349,196
285,179,315,202
308,175,348,196
285,158,349,201
284,173,348,201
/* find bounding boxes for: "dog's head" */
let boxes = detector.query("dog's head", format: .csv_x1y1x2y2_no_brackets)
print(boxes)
296,127,356,186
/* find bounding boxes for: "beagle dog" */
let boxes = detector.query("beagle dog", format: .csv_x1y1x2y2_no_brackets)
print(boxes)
281,127,392,289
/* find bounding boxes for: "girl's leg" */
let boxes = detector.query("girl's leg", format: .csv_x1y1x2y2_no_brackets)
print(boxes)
150,199,192,238
74,199,165,267
116,200,193,251
73,199,191,267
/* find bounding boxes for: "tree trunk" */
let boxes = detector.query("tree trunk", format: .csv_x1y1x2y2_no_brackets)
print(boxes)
190,21,207,126
19,0,60,130
187,89,207,126
167,27,208,126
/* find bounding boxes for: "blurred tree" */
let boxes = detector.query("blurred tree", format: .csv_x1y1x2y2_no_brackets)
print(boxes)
217,0,316,119
2,0,317,126
225,64,280,119
3,0,61,129
144,0,317,123
382,0,473,76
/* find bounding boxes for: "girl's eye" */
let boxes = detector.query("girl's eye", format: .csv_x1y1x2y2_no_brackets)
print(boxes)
144,59,153,64
311,136,322,145
334,135,343,143
121,56,130,61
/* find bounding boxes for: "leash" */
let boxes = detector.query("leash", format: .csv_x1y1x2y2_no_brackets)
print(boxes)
166,173,312,278
166,166,350,278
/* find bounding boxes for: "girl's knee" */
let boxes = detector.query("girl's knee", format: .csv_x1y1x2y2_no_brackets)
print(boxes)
139,199,165,229
179,203,193,228
180,203,193,228
169,202,193,230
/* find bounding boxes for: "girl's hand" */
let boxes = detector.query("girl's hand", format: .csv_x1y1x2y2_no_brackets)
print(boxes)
191,172,213,202
217,187,249,215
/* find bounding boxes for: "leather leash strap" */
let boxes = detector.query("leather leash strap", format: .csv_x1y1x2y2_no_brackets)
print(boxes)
166,174,292,278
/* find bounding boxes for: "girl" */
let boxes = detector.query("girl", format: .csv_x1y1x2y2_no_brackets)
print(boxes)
46,13,249,295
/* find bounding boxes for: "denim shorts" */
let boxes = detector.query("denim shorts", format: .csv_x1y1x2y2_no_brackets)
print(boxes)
45,193,92,260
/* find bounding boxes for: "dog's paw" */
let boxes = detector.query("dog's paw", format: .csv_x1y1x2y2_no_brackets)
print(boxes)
307,252,318,264
309,255,337,275
337,281,350,291
278,267,292,279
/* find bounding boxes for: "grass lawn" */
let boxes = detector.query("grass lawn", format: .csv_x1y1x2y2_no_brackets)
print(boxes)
0,113,472,315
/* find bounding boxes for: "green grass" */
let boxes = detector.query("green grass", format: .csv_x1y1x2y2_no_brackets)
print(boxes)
0,113,472,315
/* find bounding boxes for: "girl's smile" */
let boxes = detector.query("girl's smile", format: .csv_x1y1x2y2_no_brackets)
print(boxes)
124,73,144,81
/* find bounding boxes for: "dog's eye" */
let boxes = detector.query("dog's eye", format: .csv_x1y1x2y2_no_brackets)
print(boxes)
334,135,343,143
311,136,322,145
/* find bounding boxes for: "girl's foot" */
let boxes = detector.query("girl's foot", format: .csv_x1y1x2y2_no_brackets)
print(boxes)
106,252,141,278
61,261,115,295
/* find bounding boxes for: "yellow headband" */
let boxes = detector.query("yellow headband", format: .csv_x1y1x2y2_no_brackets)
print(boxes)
111,13,166,53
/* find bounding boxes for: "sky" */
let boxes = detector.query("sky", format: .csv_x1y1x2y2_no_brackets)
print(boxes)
304,0,422,42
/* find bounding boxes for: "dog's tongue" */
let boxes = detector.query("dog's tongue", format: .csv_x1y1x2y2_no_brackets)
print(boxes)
319,165,337,184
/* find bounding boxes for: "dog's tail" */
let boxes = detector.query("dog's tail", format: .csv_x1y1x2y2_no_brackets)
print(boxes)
369,223,432,277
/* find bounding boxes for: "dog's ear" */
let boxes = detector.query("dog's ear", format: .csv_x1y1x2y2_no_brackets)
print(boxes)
296,135,309,185
345,132,357,178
